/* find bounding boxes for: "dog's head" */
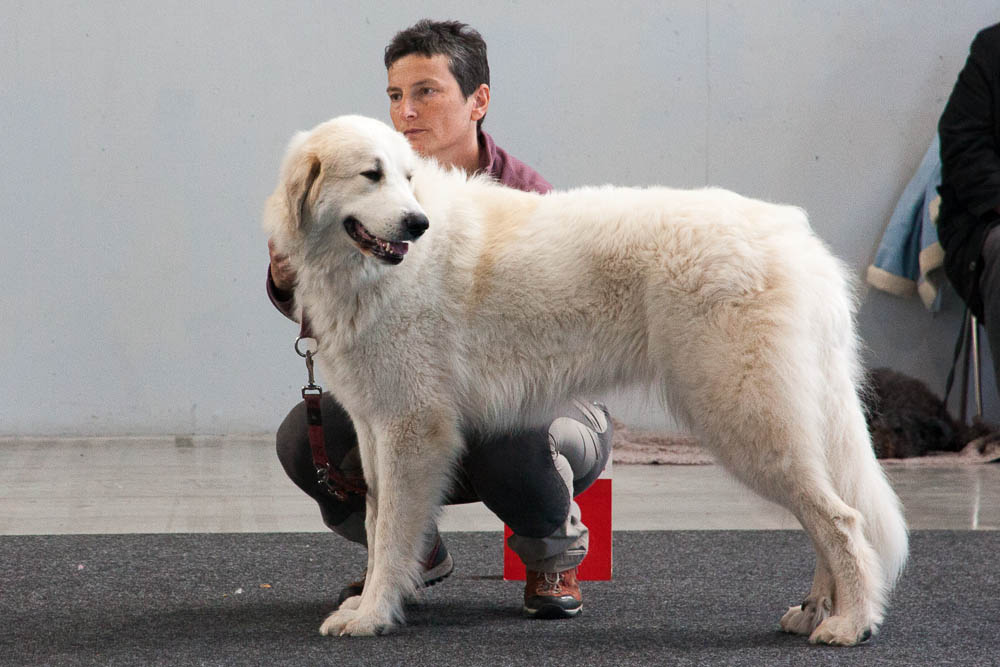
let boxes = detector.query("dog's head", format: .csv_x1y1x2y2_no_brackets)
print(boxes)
264,115,429,266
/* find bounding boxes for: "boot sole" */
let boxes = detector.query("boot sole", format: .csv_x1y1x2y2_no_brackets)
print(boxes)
338,552,454,606
422,552,454,587
522,602,583,619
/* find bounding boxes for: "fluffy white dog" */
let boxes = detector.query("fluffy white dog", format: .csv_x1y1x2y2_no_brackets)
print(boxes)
263,115,907,644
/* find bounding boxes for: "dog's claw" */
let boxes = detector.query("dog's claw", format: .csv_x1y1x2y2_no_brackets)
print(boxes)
321,607,394,637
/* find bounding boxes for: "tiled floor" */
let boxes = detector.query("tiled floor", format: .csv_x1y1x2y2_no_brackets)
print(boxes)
2,435,997,535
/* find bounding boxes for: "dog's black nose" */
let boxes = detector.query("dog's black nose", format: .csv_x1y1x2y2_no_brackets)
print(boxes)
404,212,429,239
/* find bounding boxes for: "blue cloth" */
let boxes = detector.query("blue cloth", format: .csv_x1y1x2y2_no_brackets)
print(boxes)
866,135,946,311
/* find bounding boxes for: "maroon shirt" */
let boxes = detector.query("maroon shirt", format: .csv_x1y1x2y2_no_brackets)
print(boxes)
477,130,552,194
267,130,550,319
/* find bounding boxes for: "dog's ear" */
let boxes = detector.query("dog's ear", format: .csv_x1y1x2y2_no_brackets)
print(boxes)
285,153,322,230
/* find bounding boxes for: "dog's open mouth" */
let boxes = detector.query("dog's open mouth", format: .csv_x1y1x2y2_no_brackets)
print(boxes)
344,217,409,265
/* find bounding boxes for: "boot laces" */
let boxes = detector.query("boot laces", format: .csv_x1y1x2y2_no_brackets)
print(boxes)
542,571,563,594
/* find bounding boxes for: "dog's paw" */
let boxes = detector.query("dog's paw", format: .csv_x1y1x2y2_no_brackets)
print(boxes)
808,615,871,646
779,596,831,635
338,594,362,611
319,608,394,637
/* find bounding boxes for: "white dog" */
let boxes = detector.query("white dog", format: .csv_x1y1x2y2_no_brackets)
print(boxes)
263,115,908,645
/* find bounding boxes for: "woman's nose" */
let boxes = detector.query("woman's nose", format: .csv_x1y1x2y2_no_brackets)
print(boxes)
401,99,417,119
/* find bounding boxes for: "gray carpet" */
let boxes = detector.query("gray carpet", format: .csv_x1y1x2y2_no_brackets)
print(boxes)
2,531,996,666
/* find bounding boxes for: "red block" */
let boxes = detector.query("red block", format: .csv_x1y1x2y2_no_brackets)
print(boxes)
504,462,612,581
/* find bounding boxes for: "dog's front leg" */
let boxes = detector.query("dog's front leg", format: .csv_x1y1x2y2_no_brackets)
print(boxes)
334,480,380,613
334,420,380,614
319,415,459,637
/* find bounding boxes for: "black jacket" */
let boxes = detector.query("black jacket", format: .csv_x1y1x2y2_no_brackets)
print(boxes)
938,22,1000,319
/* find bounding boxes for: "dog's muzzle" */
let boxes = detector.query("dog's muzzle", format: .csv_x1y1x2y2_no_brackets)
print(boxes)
344,214,427,265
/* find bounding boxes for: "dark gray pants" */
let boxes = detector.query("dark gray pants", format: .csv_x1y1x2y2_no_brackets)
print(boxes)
276,395,613,572
979,226,1000,397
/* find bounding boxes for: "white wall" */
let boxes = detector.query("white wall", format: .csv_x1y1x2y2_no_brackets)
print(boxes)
3,1,998,435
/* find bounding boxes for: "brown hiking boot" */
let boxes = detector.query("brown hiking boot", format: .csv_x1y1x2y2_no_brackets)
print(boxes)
523,567,583,619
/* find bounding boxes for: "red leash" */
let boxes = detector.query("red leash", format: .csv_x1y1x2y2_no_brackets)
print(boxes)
296,316,367,502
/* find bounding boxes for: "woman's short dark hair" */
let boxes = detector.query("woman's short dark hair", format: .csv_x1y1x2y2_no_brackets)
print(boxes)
385,20,490,127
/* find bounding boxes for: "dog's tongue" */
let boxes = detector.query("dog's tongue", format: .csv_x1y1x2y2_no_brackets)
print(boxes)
390,241,409,256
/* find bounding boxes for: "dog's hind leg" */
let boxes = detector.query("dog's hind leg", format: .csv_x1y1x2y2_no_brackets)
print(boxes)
786,482,882,645
709,423,882,646
733,416,882,645
319,414,461,637
669,326,883,646
774,292,906,642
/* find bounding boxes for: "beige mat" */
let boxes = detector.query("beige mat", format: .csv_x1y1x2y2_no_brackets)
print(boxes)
611,420,714,465
611,420,1000,466
878,436,1000,466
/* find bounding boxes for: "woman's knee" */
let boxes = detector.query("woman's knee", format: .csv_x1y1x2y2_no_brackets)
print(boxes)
274,394,360,487
274,395,366,534
549,401,614,496
276,400,310,483
462,400,613,537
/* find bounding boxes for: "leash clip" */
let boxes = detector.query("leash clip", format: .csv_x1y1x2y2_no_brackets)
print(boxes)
295,336,320,391
316,466,349,502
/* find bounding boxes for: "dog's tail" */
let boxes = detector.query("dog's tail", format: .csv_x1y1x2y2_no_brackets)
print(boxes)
822,288,909,602
833,396,909,594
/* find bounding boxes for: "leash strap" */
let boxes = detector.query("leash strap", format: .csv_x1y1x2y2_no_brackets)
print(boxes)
296,315,367,502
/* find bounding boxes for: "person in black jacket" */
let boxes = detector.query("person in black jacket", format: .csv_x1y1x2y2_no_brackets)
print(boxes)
938,22,1000,394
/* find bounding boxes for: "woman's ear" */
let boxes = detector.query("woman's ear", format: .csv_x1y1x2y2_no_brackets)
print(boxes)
469,83,490,122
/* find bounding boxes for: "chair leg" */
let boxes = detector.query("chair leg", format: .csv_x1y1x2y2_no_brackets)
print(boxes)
960,310,972,424
971,313,983,421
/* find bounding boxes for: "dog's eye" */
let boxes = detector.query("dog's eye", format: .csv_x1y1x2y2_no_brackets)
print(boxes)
361,169,382,183
406,173,413,182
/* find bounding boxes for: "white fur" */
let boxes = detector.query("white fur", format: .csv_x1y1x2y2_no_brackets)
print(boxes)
263,115,908,644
